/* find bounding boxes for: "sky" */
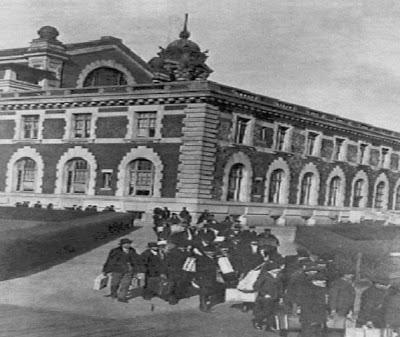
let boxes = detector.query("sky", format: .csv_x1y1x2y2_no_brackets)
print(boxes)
1,0,400,132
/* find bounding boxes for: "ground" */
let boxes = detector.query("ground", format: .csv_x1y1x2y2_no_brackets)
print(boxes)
0,221,297,337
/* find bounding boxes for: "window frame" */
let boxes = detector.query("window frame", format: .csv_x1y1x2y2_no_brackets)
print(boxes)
128,159,155,197
274,124,292,152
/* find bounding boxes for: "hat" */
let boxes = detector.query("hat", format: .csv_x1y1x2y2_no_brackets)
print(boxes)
119,238,132,245
157,240,167,246
148,242,158,248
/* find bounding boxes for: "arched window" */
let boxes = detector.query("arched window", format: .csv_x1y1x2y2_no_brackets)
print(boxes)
128,159,154,196
299,172,313,205
65,158,89,194
395,185,400,210
268,169,284,203
328,176,341,206
227,163,244,201
352,179,364,207
374,181,386,209
14,157,36,192
83,67,127,87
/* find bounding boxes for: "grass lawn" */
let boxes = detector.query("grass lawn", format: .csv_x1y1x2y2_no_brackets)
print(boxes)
0,207,138,281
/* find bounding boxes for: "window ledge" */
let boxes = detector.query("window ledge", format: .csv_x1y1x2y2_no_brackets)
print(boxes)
63,138,95,143
12,139,42,143
123,137,161,143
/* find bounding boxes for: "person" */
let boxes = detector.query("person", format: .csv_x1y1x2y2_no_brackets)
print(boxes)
328,273,355,318
196,222,216,244
357,280,390,329
252,264,283,331
383,284,400,331
166,243,191,304
141,242,168,300
197,209,212,224
179,207,192,224
102,238,143,303
298,273,328,337
258,228,280,246
194,245,219,312
33,201,42,208
162,207,170,220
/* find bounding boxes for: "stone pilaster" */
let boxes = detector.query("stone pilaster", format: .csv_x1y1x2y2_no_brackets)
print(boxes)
176,103,219,199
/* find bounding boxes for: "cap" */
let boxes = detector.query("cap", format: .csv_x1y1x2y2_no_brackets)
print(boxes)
119,238,132,245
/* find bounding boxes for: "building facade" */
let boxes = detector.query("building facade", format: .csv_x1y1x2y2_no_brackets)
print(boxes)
0,24,400,224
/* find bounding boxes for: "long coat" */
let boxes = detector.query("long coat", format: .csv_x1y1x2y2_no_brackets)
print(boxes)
141,249,168,277
298,281,328,325
102,247,143,274
328,277,356,315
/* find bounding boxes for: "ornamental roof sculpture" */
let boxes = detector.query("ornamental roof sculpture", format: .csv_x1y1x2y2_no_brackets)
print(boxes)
148,14,213,82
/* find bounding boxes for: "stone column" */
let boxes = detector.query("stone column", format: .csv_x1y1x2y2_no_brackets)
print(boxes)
176,103,219,199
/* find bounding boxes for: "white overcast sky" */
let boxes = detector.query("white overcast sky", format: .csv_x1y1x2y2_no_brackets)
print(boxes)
2,0,400,132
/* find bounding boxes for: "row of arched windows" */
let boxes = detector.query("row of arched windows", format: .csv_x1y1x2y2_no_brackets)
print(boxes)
10,156,156,197
226,158,399,210
8,150,400,211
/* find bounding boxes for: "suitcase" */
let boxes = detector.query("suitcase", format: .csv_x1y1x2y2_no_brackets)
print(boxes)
345,327,394,337
157,278,173,298
218,256,234,274
327,314,346,330
225,288,257,302
275,313,301,331
237,265,262,291
182,257,196,272
93,274,109,290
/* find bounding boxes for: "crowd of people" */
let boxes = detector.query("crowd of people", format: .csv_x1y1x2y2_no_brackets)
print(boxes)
101,206,400,337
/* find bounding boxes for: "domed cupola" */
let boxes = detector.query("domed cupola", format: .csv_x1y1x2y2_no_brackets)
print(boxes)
148,14,213,82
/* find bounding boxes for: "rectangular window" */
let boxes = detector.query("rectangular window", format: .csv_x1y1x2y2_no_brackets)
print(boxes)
333,138,345,161
136,112,156,137
359,143,368,164
101,171,112,189
234,117,249,144
22,115,39,139
381,148,389,168
73,114,91,138
306,132,318,156
275,126,289,151
260,127,268,142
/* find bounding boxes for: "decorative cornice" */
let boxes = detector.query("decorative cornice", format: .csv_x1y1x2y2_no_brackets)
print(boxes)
0,80,399,146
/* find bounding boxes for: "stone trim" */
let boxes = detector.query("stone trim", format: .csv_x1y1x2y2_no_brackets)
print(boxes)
115,146,163,197
392,178,400,210
221,151,253,202
76,59,136,88
372,172,390,210
5,146,44,193
296,162,320,206
349,170,369,208
264,157,290,204
325,165,346,207
54,146,97,195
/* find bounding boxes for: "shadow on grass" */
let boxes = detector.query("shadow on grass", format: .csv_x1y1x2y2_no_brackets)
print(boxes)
0,212,141,281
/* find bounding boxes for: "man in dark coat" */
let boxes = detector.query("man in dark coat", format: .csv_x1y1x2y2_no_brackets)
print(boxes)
252,265,283,331
179,207,192,224
166,244,191,304
328,273,355,317
195,222,216,244
357,281,390,328
194,245,220,312
141,242,168,300
298,274,328,337
102,238,143,302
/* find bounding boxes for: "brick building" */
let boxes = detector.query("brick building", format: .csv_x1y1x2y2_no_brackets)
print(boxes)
0,23,400,224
